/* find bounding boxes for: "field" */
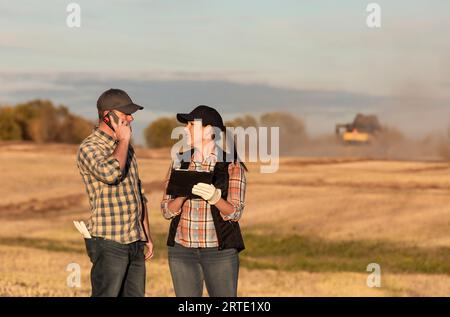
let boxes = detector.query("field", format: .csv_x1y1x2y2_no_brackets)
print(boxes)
0,142,449,296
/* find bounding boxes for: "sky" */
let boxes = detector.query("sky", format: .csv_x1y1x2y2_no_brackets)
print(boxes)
1,0,449,144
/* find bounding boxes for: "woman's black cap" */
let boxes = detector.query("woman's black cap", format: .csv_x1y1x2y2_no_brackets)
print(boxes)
177,105,225,131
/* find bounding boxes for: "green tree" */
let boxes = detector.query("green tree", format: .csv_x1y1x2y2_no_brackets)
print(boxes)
14,100,60,142
144,117,181,148
59,114,95,144
2,100,93,143
260,112,308,155
225,115,258,128
0,107,22,140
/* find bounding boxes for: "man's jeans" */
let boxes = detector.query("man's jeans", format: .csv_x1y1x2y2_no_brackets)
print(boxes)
84,237,146,297
168,242,239,297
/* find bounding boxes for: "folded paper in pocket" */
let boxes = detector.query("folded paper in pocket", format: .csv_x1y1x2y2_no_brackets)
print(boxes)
73,220,92,239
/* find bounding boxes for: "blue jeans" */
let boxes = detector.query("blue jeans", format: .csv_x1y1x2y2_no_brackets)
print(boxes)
168,243,239,297
84,237,146,297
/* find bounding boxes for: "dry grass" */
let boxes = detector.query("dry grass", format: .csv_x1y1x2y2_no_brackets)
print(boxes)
0,143,449,296
1,239,448,297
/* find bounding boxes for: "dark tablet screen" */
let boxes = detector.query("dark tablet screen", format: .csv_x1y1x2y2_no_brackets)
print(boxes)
166,169,214,198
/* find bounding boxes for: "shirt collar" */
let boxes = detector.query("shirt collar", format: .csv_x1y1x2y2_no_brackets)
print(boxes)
93,126,118,147
192,142,217,164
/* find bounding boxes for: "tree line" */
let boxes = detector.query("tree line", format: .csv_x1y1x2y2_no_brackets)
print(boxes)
144,112,307,155
0,100,94,144
0,100,306,155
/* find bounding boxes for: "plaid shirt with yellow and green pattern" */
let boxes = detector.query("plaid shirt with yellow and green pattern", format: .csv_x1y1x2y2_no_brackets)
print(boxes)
77,127,148,244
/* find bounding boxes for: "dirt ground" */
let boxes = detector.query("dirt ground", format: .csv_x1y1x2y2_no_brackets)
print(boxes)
0,142,449,296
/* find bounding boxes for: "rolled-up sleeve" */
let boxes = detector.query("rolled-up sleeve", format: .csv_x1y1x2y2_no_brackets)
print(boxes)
77,143,122,185
161,162,182,219
221,162,246,222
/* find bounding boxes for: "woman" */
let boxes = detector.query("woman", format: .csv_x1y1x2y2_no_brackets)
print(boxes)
161,105,247,297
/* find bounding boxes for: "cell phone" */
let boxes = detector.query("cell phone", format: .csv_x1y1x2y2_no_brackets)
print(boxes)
103,111,119,131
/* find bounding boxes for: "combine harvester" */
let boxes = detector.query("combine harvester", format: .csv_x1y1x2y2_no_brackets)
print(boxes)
335,114,381,145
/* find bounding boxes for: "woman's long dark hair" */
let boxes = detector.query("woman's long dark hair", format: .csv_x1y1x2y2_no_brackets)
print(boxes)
232,135,248,172
214,128,248,172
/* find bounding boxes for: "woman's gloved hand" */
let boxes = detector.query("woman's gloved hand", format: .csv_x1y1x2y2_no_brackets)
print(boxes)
192,183,222,205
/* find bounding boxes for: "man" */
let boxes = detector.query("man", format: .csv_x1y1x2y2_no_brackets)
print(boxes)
77,88,154,297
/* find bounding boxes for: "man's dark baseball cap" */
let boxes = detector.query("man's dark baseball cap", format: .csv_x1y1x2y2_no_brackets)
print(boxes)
177,105,225,131
97,89,144,114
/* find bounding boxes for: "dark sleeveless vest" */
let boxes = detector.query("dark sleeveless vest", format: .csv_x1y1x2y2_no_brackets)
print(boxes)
166,150,245,252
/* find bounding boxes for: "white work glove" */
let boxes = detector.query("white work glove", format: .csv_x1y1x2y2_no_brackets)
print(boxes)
192,183,222,205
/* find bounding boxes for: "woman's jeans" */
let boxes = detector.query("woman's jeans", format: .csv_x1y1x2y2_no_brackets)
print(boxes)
168,242,239,297
84,237,146,297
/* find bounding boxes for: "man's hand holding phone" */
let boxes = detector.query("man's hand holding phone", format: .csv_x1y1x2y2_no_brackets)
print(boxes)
109,112,132,173
109,113,132,143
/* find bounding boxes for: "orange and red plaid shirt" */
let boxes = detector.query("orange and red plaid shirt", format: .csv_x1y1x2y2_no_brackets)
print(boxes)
161,150,246,248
